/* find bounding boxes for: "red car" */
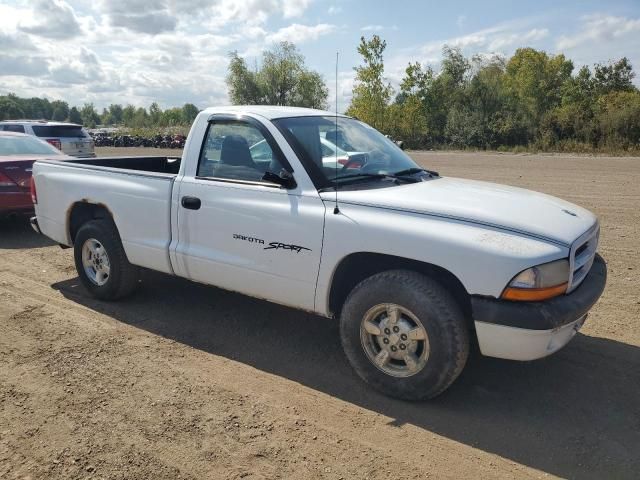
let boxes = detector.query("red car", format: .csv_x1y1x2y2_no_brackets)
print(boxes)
0,131,71,217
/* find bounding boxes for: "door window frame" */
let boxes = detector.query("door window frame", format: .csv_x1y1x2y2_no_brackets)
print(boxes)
196,114,295,188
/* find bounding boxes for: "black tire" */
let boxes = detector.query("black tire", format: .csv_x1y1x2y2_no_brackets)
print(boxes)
73,219,139,300
340,270,469,400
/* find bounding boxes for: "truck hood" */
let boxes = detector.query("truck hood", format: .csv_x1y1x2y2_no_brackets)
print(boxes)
324,177,597,246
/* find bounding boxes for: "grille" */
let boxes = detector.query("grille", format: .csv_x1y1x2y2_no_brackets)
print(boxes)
568,223,599,292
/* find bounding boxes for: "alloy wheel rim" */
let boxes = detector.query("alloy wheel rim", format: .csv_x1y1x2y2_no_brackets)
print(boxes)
360,303,430,378
81,238,111,286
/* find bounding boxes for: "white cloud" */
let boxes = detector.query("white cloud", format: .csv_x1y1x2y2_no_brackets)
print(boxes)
267,23,336,44
18,0,82,39
413,23,551,64
0,55,49,76
99,0,179,34
361,25,385,32
327,70,355,113
0,31,38,51
328,5,342,15
556,14,640,50
281,0,313,18
488,28,548,50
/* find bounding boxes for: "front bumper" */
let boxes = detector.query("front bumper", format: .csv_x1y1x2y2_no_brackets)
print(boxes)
472,253,607,360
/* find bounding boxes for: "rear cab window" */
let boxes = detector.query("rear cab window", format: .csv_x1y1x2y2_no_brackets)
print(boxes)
31,125,87,138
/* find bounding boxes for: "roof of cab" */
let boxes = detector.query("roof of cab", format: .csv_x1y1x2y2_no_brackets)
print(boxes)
200,105,348,120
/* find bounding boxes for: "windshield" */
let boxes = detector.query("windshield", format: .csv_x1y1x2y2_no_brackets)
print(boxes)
273,116,421,187
0,135,63,156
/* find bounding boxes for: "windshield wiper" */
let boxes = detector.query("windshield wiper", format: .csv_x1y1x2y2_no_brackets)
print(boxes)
326,168,438,189
331,170,425,187
334,172,389,181
391,167,439,177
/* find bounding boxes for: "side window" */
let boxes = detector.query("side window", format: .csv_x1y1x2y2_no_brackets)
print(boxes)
197,121,285,183
2,125,25,133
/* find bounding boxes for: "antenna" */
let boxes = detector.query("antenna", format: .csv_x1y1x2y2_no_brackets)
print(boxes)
333,51,340,215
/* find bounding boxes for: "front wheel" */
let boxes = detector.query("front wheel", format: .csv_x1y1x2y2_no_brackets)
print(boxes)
73,219,139,300
340,270,469,400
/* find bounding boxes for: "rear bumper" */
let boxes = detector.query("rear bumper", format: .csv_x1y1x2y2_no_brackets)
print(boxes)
0,192,33,216
472,254,607,360
30,216,41,234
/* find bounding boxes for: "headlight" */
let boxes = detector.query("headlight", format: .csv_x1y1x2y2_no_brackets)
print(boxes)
501,259,569,301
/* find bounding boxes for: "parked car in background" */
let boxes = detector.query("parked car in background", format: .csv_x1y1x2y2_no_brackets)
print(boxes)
0,131,71,217
251,136,354,169
0,120,95,158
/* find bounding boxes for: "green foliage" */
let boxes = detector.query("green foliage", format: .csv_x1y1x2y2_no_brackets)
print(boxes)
346,35,393,131
1,38,638,153
226,42,328,109
0,95,25,120
0,93,201,129
68,106,82,124
593,57,635,95
346,37,640,153
595,90,640,149
502,48,574,144
80,103,100,128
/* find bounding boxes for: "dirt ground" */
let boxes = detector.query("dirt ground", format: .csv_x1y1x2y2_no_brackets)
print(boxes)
1,150,639,479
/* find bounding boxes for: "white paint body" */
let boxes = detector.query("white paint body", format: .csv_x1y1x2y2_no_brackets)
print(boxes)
32,106,600,361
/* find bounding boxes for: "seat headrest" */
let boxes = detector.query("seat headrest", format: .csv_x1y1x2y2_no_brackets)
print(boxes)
220,134,255,167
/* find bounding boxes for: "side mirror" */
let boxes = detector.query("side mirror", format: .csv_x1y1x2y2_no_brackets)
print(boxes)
262,170,297,189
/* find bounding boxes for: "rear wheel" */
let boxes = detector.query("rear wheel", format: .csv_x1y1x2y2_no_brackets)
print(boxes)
340,270,469,400
73,219,139,300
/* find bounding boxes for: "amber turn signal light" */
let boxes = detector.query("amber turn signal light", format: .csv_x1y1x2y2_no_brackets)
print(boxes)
501,282,568,301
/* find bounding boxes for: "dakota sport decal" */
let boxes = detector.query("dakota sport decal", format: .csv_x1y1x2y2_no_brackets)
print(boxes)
264,242,311,253
233,234,311,253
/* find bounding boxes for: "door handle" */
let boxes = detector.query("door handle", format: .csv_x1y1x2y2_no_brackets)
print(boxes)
181,196,201,210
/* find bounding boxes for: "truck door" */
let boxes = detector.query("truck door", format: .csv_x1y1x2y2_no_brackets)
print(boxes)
173,117,325,312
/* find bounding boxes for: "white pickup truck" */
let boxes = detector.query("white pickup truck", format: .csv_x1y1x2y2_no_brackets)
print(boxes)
30,106,607,399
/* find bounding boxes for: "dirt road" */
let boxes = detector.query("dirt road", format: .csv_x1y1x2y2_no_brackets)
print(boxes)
1,151,639,479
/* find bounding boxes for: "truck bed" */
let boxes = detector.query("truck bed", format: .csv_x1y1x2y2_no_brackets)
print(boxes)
62,156,181,175
33,156,179,274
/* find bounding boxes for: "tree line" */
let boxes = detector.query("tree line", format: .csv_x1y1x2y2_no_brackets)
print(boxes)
346,36,640,152
1,36,638,152
0,94,199,129
227,38,640,152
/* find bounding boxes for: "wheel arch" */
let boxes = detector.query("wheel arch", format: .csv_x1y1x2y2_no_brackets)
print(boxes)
327,252,473,326
67,201,117,245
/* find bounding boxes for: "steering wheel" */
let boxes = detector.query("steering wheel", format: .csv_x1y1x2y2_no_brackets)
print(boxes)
340,153,369,172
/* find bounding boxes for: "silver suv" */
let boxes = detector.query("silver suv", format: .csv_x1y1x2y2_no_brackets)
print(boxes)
0,120,95,158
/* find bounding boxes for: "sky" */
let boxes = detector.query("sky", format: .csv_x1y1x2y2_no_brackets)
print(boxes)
1,0,639,113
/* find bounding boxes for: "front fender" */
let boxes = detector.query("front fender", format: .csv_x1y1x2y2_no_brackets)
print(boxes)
315,203,567,316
